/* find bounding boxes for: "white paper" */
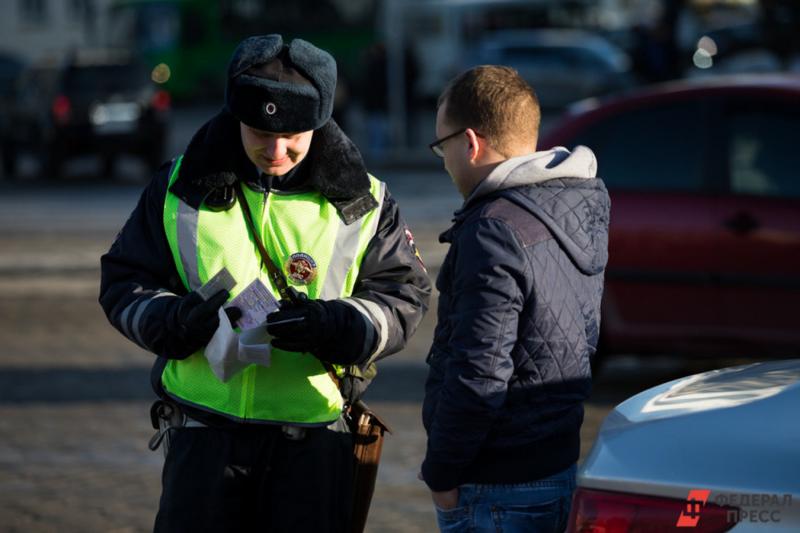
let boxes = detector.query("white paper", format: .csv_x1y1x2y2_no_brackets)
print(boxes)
237,325,273,366
205,309,274,382
205,307,247,382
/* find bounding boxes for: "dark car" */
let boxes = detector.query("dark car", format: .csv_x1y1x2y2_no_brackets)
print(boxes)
540,75,800,363
3,50,170,179
0,52,26,177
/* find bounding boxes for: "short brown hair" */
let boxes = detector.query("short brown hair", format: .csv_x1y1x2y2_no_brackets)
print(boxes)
438,66,540,156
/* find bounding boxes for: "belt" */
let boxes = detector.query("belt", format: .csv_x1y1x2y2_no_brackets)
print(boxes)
149,400,316,452
180,414,308,440
181,415,308,440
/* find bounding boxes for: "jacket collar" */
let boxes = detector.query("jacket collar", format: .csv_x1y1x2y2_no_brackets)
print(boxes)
438,192,497,244
169,109,377,223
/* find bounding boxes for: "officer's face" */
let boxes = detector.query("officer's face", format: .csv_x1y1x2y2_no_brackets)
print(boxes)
240,124,314,176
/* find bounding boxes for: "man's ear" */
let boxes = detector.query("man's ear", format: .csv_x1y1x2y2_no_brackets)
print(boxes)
464,128,482,163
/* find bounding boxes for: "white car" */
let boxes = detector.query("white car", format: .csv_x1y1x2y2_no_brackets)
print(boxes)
569,359,800,532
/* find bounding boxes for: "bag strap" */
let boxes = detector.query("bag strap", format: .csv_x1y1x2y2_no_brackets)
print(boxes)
235,182,343,389
234,182,294,301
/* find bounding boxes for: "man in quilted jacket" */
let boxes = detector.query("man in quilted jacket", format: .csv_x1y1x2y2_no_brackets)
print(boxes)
420,65,610,532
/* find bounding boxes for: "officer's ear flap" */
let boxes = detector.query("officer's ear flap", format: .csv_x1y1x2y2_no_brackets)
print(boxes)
203,186,237,211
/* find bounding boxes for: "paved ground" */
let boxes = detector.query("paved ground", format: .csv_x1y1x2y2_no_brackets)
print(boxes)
0,107,737,532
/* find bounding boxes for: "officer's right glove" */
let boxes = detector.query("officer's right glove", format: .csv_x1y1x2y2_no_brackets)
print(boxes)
165,289,241,359
266,289,374,366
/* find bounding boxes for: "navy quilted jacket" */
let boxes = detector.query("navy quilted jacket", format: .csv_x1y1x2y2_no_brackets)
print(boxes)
422,147,610,492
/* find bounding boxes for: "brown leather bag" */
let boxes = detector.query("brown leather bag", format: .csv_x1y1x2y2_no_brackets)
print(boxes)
348,399,392,533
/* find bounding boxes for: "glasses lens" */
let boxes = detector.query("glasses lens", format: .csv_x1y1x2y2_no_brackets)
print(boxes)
432,144,444,158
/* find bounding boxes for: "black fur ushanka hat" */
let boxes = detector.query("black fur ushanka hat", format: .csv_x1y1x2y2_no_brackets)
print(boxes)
225,34,337,132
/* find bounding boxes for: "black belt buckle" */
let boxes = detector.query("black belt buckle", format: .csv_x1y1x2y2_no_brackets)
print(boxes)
281,425,307,441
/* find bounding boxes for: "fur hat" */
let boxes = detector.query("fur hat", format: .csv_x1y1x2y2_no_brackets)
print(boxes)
225,34,337,132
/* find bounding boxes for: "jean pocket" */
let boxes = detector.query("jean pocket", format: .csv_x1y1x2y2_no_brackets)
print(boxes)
491,498,564,533
435,504,470,532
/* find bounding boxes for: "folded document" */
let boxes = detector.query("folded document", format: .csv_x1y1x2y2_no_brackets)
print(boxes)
205,308,273,382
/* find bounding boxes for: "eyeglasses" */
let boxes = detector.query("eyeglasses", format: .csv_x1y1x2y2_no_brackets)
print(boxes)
429,128,466,158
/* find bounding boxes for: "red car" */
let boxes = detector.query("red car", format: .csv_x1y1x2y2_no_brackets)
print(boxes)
540,75,800,363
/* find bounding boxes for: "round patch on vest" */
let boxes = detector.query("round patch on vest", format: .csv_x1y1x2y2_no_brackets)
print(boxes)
285,253,318,285
264,102,277,116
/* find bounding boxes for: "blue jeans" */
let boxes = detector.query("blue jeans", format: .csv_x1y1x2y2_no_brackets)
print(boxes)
435,464,576,533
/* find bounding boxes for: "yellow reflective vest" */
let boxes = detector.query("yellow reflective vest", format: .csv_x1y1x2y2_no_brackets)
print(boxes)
161,155,385,425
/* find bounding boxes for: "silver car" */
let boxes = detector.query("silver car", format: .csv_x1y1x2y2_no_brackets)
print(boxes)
569,360,800,532
468,29,633,110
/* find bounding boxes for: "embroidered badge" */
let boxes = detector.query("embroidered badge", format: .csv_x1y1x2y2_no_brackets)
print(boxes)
404,227,426,271
285,252,318,285
264,102,277,115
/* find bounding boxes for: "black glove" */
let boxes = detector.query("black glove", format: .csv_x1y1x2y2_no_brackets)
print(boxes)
266,290,372,365
167,289,241,359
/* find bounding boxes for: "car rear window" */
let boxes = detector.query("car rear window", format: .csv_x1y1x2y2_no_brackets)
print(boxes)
569,101,709,192
487,46,611,71
728,108,800,198
63,64,150,94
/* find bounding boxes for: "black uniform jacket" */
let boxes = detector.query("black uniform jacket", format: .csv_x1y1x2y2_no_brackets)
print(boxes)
99,110,431,423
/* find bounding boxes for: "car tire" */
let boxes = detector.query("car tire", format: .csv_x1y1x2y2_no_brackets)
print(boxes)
145,143,165,174
1,140,17,179
41,149,63,180
101,156,115,179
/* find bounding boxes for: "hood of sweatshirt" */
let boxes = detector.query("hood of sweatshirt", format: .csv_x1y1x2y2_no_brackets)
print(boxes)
453,146,610,275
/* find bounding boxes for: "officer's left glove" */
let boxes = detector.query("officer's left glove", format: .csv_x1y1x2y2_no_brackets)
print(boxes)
266,291,373,365
162,289,241,359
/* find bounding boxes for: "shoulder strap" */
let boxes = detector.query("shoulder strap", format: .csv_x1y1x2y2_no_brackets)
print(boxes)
235,182,292,301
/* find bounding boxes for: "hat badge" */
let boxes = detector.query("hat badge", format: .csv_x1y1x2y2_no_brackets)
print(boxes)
264,102,277,115
285,253,317,285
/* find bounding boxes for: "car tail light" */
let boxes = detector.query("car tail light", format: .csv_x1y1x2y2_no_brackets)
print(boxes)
567,488,737,533
151,90,171,112
52,95,71,124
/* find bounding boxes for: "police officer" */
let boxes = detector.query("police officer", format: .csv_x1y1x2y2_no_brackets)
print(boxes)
99,35,431,532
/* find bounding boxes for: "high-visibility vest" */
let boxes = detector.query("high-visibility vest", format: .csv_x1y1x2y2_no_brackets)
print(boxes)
161,155,385,425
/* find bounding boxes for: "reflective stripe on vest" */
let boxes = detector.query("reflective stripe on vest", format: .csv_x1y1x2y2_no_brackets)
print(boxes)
161,155,385,425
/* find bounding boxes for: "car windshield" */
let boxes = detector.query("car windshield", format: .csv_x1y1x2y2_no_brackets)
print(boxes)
63,64,149,95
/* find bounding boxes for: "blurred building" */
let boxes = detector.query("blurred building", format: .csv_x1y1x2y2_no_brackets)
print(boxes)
0,0,114,66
